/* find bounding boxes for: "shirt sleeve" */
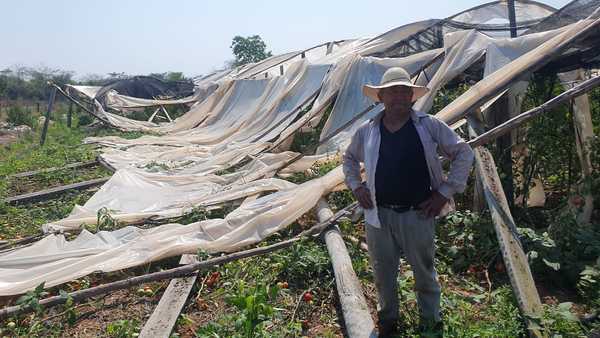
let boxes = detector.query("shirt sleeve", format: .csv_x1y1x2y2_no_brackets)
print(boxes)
343,125,365,192
430,117,475,199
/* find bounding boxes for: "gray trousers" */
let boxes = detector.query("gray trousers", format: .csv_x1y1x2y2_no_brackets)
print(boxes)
366,207,441,323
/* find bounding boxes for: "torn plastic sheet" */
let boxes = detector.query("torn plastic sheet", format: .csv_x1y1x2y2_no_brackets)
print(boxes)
0,167,345,296
42,149,328,233
316,49,442,154
437,14,600,125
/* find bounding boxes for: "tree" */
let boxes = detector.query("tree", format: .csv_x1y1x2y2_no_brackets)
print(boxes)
230,35,272,67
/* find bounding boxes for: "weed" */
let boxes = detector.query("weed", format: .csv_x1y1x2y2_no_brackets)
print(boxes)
106,319,140,338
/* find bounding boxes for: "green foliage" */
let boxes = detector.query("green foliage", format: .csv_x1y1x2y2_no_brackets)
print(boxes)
535,302,586,336
59,289,79,326
441,286,525,337
286,158,340,184
520,210,600,296
437,210,498,272
96,207,120,232
0,66,73,101
0,119,133,240
230,35,272,67
577,259,600,308
6,105,36,127
16,282,46,315
106,319,140,338
225,282,279,338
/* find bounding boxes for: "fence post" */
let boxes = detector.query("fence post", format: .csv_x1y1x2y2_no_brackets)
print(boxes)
67,102,73,128
40,87,57,146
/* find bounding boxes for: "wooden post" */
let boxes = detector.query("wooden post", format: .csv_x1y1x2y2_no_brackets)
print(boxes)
507,0,518,38
317,199,376,337
40,87,57,146
67,102,73,128
468,117,544,338
490,94,515,207
160,106,173,122
139,254,199,338
559,70,595,224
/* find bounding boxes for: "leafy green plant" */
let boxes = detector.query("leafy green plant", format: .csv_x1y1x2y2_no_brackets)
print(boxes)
16,282,46,315
225,281,279,338
97,207,120,232
436,210,498,272
59,289,79,326
106,319,140,338
6,105,36,127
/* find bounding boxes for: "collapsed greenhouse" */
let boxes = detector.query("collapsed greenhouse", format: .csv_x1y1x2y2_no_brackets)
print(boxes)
1,0,600,336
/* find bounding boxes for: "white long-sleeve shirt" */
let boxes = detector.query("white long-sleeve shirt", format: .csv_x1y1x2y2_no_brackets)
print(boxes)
342,110,474,228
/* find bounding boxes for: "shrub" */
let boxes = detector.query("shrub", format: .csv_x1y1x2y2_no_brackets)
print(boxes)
6,105,35,127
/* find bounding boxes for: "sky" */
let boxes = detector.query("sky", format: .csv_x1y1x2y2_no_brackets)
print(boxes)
1,0,572,80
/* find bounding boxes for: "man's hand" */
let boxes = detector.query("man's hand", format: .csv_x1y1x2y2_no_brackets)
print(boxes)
419,191,449,218
353,186,374,209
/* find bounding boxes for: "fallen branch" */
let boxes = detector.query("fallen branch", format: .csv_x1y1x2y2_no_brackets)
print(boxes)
0,202,357,320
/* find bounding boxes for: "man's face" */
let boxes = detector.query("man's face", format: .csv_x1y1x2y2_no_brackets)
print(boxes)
378,85,413,111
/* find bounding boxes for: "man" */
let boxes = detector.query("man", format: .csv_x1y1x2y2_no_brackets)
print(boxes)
342,67,474,336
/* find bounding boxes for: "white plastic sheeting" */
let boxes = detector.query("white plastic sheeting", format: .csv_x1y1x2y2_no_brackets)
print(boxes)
316,49,443,154
0,167,345,296
437,14,600,125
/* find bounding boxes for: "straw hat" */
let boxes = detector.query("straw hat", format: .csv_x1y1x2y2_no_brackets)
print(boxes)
362,67,429,103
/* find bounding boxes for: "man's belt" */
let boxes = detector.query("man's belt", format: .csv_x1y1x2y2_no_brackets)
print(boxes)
379,204,421,213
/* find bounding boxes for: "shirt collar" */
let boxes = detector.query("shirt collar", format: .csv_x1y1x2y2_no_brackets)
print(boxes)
372,108,427,126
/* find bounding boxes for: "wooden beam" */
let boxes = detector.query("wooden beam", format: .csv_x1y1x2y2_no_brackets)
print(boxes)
4,177,109,205
147,107,161,123
160,106,173,122
468,117,544,338
559,70,595,224
317,199,376,337
139,255,199,338
7,160,99,179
